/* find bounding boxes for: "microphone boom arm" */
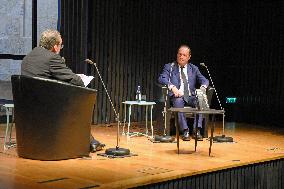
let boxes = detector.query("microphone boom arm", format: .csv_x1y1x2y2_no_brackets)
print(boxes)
200,63,223,110
86,59,118,119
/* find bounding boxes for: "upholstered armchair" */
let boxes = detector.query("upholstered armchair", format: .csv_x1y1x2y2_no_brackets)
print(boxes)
11,75,97,160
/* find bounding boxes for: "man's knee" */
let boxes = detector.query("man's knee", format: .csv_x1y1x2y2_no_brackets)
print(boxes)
187,96,197,107
172,97,185,108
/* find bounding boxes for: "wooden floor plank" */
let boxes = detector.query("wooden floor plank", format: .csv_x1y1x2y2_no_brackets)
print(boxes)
0,122,283,189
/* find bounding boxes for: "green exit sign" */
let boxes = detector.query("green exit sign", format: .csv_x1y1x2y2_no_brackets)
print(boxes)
226,97,237,104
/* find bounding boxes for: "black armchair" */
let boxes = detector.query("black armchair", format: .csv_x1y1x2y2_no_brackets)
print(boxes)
11,75,97,160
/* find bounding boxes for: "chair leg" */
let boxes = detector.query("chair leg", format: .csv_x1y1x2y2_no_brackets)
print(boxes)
203,115,209,138
165,112,172,135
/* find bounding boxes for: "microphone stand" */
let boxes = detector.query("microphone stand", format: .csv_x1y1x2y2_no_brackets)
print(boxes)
86,59,131,156
200,63,233,142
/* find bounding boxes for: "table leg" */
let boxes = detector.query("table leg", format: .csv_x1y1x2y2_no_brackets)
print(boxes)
122,103,127,135
209,114,215,156
127,105,132,137
150,105,153,139
194,114,198,152
9,108,14,143
222,113,225,135
4,107,10,149
4,107,14,150
145,105,148,136
175,112,179,154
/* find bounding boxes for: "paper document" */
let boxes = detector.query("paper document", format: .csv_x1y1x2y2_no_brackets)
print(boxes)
77,74,94,87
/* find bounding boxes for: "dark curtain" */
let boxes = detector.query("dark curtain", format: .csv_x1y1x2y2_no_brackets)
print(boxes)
60,0,284,127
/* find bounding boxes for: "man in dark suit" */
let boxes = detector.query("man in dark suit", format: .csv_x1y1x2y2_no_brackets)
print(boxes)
158,44,209,141
22,29,84,86
21,29,104,152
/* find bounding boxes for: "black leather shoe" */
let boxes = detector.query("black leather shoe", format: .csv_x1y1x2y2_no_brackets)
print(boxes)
182,131,191,141
196,129,203,141
90,139,106,152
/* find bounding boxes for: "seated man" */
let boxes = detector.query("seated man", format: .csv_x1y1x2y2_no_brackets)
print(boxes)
21,29,104,152
158,44,209,141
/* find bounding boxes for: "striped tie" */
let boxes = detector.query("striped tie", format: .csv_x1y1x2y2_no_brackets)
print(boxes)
181,66,189,103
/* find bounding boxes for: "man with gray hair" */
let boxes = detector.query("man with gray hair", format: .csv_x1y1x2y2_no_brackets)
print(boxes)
21,29,104,152
21,29,84,86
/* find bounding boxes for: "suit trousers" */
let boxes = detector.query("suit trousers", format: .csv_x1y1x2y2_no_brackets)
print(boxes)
171,96,203,131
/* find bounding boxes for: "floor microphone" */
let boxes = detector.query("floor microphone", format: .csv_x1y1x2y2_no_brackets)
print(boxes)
85,58,131,156
200,63,234,142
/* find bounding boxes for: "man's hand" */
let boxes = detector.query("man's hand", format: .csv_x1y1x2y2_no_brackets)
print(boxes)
172,86,183,97
200,86,206,94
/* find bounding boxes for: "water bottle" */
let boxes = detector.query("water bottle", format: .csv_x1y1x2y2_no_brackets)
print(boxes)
136,86,142,102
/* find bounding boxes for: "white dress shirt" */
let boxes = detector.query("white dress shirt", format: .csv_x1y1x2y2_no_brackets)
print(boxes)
178,64,191,96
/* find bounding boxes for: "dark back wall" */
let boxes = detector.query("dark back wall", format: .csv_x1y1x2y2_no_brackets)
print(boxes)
60,0,284,127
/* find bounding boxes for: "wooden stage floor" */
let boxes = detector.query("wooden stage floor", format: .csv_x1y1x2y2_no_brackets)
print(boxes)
0,122,284,189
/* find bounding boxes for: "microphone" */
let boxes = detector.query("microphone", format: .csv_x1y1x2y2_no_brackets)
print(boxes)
200,62,223,110
85,59,95,65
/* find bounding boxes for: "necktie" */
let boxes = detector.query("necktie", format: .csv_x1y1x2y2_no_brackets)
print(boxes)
181,66,189,103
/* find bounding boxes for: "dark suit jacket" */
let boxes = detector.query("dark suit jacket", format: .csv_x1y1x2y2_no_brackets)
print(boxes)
158,61,209,97
21,47,84,87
